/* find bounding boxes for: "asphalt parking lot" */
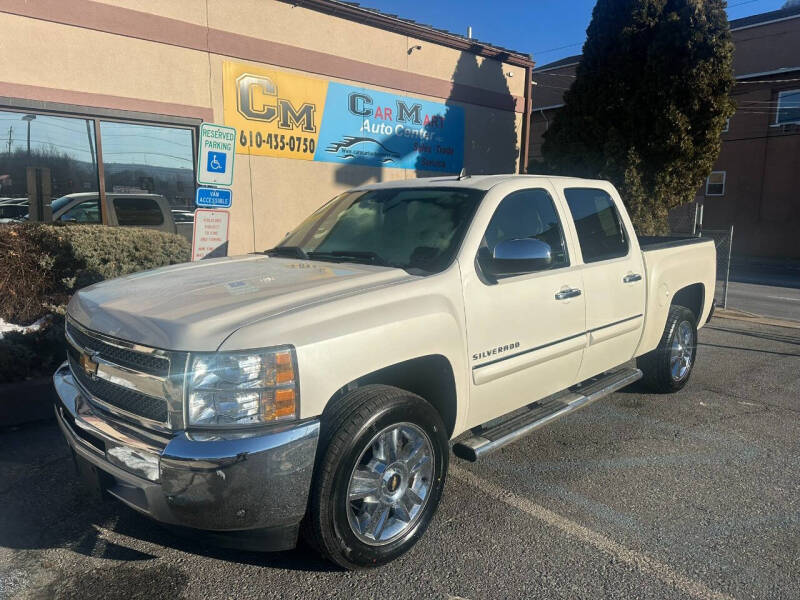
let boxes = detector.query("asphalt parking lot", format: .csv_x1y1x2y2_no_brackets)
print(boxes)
1,317,798,600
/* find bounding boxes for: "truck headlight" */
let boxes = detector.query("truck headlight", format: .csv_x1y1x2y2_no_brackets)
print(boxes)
186,347,298,426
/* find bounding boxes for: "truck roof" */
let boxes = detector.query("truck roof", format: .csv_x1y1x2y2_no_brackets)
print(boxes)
354,174,610,192
56,192,166,200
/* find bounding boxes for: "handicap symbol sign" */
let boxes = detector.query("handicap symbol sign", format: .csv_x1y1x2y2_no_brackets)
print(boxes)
207,152,227,173
197,123,235,186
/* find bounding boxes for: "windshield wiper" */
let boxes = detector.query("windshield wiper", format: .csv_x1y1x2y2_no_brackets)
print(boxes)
307,250,392,267
263,245,309,259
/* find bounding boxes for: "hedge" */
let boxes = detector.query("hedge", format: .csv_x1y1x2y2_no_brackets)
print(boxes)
0,323,67,385
0,223,191,383
0,223,190,324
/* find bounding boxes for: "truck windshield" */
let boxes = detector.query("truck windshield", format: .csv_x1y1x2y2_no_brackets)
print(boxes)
274,187,484,273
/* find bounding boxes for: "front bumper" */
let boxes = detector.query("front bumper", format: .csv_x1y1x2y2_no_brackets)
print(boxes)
53,362,319,551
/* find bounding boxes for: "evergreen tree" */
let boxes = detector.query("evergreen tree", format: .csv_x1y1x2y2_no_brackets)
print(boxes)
538,0,735,234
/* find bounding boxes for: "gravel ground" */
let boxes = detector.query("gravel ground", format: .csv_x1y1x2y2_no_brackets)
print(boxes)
1,317,798,600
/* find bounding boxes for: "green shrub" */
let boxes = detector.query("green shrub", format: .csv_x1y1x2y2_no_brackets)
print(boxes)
0,315,66,384
0,223,190,383
0,223,190,324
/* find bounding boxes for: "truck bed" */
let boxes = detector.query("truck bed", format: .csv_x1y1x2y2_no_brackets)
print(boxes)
638,235,712,252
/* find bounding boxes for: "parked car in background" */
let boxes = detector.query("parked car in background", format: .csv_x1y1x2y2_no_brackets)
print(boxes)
50,193,192,241
170,208,196,241
0,200,28,220
54,175,715,569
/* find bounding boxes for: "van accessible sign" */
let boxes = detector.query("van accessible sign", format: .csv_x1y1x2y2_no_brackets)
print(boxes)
197,123,236,186
222,61,464,172
195,187,232,208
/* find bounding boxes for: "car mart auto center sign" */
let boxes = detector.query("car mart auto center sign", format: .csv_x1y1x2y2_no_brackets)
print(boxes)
222,61,464,173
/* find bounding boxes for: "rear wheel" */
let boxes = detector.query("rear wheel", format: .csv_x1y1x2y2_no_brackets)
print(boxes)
637,305,697,393
304,385,448,569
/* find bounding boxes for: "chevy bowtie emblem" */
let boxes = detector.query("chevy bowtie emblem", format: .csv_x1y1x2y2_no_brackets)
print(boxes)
80,352,99,379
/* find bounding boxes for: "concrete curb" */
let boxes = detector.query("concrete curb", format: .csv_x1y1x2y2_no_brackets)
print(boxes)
715,308,800,330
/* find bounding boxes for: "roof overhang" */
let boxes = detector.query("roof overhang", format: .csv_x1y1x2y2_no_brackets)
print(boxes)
280,0,535,67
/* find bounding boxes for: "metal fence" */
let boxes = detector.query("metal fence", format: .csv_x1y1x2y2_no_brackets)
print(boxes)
668,202,734,308
699,226,734,309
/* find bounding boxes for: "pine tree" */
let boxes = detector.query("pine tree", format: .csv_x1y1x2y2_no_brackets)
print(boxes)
538,0,735,234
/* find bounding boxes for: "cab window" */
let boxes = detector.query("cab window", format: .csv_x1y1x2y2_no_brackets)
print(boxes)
483,188,569,272
59,198,100,223
564,188,628,263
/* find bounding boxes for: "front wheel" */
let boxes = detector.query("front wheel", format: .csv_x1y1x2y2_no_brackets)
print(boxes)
304,385,449,569
637,305,698,393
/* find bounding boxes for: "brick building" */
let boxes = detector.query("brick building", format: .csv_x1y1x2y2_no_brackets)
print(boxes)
529,4,800,259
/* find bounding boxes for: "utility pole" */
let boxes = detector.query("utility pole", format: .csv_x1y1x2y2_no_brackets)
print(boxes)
6,125,12,154
22,114,35,158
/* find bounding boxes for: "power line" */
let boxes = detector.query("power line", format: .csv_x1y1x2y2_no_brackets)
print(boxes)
720,130,800,142
533,41,584,56
534,72,577,78
738,78,800,84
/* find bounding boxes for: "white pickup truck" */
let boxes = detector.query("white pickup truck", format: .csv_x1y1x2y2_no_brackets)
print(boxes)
54,175,715,569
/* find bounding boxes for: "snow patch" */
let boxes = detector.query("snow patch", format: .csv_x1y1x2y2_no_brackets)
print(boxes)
0,317,47,340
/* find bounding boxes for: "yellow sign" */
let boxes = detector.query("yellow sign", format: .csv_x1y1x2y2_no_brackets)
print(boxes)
223,61,328,160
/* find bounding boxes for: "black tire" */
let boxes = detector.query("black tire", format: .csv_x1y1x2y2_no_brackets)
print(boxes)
637,304,698,393
303,384,449,569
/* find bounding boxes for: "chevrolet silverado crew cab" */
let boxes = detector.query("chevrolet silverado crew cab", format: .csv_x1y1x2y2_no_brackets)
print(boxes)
54,175,715,569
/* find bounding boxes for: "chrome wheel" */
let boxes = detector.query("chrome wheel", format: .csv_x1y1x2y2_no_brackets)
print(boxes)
669,320,694,381
346,423,434,546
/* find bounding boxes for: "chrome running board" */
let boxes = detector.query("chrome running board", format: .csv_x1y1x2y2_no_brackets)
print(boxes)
452,366,642,462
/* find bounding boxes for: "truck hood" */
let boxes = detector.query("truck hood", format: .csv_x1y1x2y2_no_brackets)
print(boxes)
67,255,412,351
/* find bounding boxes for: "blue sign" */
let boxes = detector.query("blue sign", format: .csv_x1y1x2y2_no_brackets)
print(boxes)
314,82,464,173
195,187,232,208
206,151,227,173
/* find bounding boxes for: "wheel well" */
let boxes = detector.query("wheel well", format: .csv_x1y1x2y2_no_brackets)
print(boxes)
672,283,704,323
325,355,458,437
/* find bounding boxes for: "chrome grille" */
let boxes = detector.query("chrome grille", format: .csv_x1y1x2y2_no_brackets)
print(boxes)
66,321,169,376
65,319,176,426
67,353,169,423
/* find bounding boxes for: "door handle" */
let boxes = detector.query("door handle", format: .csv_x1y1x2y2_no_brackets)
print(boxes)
623,273,642,283
555,288,582,300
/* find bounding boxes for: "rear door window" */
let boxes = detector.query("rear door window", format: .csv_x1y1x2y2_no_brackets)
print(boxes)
113,197,164,226
564,188,628,263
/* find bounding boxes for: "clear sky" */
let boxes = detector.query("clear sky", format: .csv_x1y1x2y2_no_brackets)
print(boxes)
357,0,787,67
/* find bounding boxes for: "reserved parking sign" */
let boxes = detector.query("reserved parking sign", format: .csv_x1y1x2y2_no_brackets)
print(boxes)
197,123,236,186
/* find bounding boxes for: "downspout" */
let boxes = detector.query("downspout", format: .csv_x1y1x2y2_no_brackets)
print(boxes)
519,65,533,174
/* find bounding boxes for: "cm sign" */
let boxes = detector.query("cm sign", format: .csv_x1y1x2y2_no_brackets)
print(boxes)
236,74,316,133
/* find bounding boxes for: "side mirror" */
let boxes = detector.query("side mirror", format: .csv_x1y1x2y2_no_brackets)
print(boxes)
480,238,552,277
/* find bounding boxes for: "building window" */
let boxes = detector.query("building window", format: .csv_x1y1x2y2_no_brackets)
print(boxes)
776,89,800,125
0,105,198,225
0,110,99,202
99,121,195,210
706,171,726,196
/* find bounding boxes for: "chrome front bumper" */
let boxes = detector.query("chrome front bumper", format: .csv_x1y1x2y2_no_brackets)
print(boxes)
53,362,320,550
